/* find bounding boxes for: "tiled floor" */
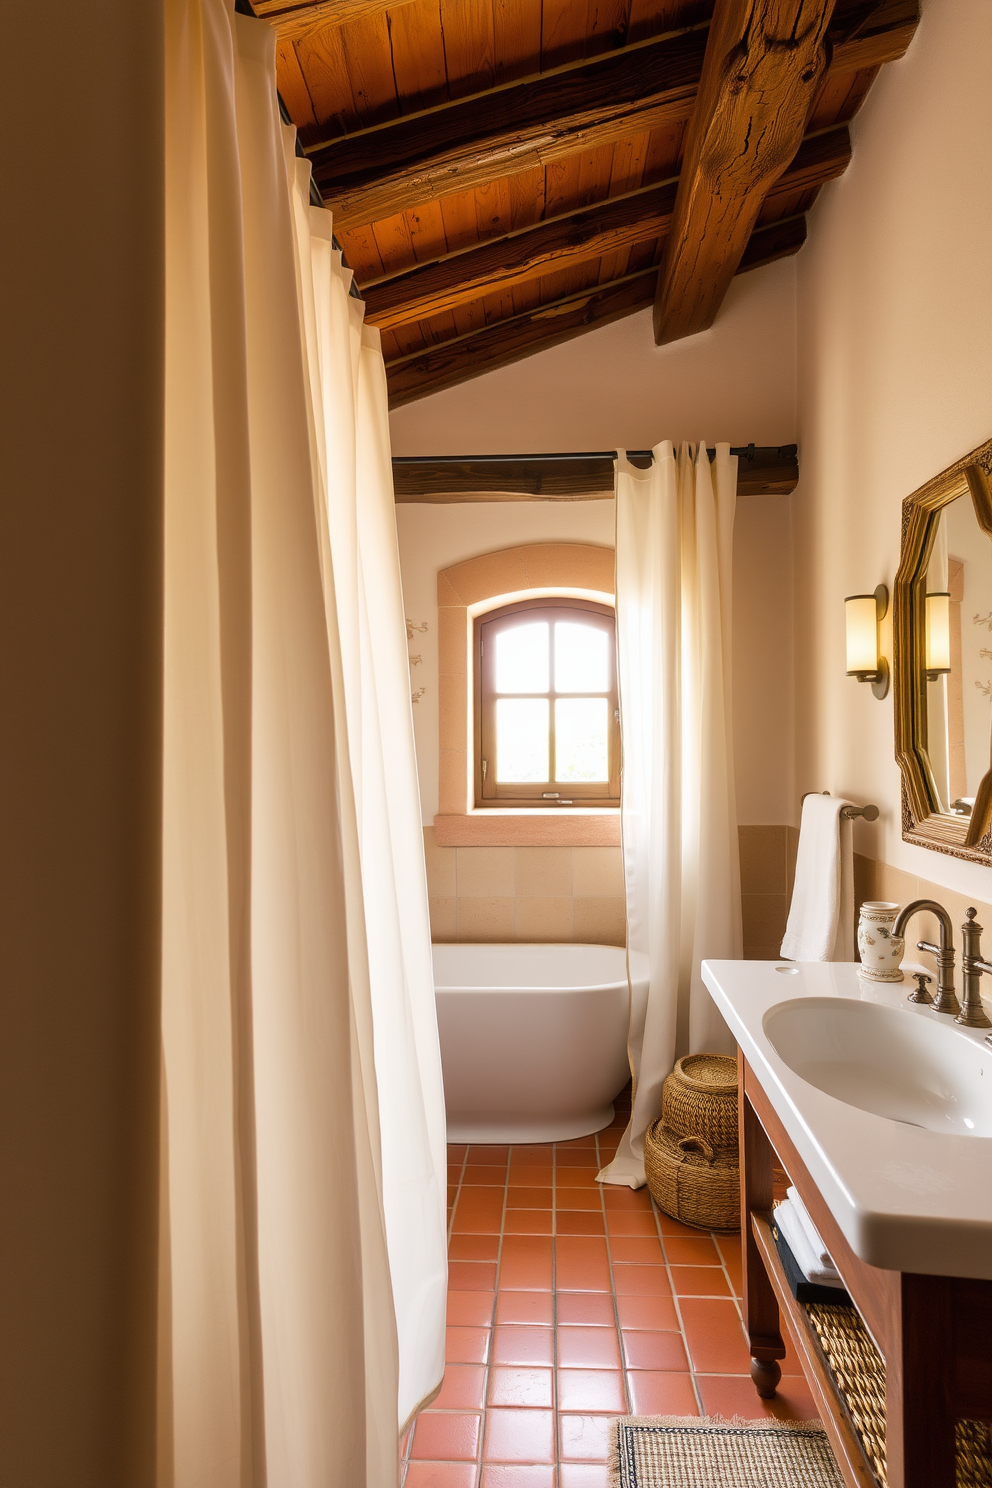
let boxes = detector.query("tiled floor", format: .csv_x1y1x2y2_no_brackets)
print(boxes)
400,1093,818,1487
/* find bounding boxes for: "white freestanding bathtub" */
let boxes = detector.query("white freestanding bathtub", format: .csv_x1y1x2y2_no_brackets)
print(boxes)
432,942,634,1143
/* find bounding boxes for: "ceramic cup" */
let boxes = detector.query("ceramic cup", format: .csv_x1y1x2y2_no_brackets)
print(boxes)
857,901,905,982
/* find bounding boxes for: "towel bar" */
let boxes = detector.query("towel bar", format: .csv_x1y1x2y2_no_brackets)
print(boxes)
800,790,879,822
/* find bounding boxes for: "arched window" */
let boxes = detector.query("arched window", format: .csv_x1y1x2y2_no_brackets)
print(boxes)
475,598,619,807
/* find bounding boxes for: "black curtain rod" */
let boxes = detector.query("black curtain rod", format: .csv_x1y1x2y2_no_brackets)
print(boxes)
392,445,797,464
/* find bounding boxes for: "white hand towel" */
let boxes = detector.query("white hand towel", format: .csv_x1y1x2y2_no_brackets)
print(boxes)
786,1186,833,1269
774,1199,845,1288
780,793,855,961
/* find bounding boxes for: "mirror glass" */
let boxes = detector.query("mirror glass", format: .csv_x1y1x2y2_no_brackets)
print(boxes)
923,493,992,817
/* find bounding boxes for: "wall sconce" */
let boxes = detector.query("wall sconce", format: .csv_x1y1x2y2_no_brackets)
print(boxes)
925,591,951,680
845,585,889,699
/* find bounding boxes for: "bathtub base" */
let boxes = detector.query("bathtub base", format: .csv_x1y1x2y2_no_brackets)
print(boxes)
448,1102,617,1146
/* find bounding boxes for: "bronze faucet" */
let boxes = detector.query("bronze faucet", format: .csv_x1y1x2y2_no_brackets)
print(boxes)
892,900,960,1015
959,908,992,1032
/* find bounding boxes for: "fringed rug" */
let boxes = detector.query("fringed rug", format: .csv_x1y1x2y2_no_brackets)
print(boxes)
610,1414,845,1487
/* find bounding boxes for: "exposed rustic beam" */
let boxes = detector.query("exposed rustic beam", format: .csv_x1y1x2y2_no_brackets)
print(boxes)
831,0,919,71
311,29,709,230
363,124,846,330
392,446,799,501
384,212,803,406
652,0,836,347
254,0,416,42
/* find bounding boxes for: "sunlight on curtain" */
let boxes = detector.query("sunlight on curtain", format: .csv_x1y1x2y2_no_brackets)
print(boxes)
161,4,445,1483
599,442,742,1190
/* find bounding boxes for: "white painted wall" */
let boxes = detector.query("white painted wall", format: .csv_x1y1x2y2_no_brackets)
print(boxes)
794,0,992,901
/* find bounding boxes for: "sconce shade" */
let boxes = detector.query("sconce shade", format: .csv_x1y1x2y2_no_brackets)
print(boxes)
926,592,951,675
845,594,880,676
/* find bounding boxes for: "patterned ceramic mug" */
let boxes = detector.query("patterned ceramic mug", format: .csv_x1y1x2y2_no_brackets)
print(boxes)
857,901,905,982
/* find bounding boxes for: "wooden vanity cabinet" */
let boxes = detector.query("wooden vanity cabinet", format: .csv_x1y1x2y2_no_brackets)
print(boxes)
738,1052,992,1488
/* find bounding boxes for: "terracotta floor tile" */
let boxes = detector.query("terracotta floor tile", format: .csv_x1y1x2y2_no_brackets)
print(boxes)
602,1186,653,1210
481,1467,556,1488
446,1325,491,1365
626,1371,699,1416
695,1373,820,1422
463,1165,510,1187
555,1166,600,1188
483,1408,555,1464
615,1292,679,1331
555,1187,602,1211
453,1188,505,1234
621,1329,688,1371
470,1145,509,1163
448,1163,465,1181
556,1369,625,1413
655,1212,712,1238
557,1326,622,1369
448,1144,469,1159
555,1210,605,1236
492,1325,554,1367
612,1265,673,1296
715,1240,744,1296
557,1147,599,1165
508,1166,553,1188
557,1136,599,1149
410,1411,481,1461
450,1234,500,1262
503,1209,553,1236
663,1233,721,1264
555,1236,612,1291
433,1364,487,1410
669,1265,731,1297
403,1462,477,1488
678,1298,750,1374
507,1186,552,1209
508,1145,554,1164
447,1291,496,1327
556,1292,616,1327
608,1236,664,1264
558,1465,611,1488
604,1210,658,1236
499,1236,553,1291
558,1413,615,1462
495,1291,553,1327
449,1260,498,1290
487,1366,554,1408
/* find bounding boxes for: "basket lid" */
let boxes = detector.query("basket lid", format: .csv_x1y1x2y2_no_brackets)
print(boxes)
673,1053,738,1094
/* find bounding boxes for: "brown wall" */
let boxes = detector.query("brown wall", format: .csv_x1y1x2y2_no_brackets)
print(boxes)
1,3,164,1483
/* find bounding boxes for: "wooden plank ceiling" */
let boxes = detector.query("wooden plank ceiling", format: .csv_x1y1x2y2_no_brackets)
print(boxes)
265,0,918,407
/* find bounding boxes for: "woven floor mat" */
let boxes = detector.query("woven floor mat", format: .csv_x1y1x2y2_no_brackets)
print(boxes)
610,1414,844,1487
806,1301,992,1487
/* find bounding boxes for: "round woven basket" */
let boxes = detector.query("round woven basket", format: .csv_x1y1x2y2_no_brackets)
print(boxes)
661,1053,739,1153
644,1124,741,1231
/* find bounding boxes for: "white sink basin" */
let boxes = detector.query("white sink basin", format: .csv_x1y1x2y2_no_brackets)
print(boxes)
764,996,992,1136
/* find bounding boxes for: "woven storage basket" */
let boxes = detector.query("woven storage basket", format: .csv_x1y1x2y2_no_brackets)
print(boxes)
644,1125,741,1231
661,1052,739,1153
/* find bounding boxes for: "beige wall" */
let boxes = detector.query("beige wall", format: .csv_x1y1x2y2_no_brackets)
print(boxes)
794,0,992,906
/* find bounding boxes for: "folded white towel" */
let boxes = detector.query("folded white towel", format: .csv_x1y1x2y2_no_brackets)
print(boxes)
780,793,855,962
787,1186,833,1269
774,1199,845,1288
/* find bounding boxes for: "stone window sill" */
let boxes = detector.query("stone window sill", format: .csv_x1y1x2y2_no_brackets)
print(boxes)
434,810,621,847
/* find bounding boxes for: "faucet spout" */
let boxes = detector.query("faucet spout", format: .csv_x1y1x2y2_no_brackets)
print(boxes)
892,899,960,1015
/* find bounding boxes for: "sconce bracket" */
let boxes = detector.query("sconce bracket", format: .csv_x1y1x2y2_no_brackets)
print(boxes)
871,656,890,700
873,584,889,622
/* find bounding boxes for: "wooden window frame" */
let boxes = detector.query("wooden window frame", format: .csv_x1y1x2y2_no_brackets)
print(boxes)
474,597,620,809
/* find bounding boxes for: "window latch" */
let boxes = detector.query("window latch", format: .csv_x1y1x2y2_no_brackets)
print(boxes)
541,792,559,799
482,759,488,780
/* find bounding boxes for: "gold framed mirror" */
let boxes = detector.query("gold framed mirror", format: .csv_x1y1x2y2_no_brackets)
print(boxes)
894,436,992,863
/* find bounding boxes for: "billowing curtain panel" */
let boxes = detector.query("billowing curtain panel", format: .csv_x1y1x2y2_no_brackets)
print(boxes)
600,442,742,1189
161,4,445,1484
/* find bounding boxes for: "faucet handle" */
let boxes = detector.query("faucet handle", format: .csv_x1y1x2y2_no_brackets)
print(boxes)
908,971,934,1005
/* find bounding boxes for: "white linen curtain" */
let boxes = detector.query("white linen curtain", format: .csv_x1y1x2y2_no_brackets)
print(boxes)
161,6,446,1485
600,441,742,1189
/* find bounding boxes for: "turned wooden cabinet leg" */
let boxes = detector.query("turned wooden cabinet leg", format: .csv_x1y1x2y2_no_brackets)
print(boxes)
738,1057,785,1398
886,1276,957,1488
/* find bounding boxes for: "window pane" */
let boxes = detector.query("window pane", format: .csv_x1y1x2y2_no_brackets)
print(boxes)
555,621,609,693
494,621,549,693
555,698,609,782
496,698,549,781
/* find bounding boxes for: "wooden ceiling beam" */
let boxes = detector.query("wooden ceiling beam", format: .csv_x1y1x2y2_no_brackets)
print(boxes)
362,124,847,330
384,214,803,408
311,28,709,231
652,0,837,347
253,0,417,42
